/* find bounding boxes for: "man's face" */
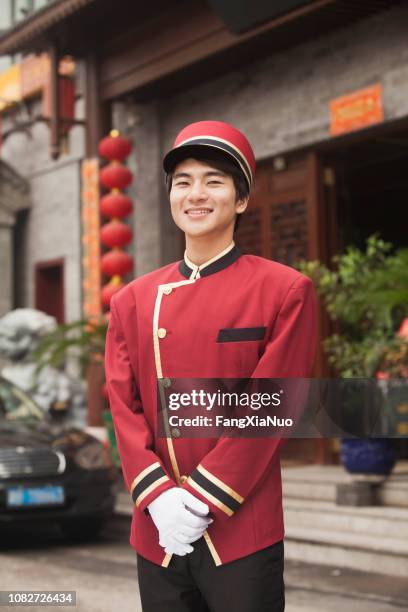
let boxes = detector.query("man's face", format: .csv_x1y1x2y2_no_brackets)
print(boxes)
169,158,247,239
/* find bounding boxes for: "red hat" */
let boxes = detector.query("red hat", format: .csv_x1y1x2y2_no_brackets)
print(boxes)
163,120,255,189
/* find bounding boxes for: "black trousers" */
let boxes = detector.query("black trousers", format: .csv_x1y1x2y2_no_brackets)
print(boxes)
137,538,285,612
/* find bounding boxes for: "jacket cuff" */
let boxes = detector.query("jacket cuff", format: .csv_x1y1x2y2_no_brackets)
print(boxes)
182,464,244,520
130,462,176,512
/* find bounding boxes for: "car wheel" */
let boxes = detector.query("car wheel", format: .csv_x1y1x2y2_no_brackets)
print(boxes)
60,517,105,542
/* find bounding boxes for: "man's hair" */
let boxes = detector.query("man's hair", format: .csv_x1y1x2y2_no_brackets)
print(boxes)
165,147,249,232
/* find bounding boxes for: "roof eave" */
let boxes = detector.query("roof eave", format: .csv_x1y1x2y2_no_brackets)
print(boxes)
0,0,97,55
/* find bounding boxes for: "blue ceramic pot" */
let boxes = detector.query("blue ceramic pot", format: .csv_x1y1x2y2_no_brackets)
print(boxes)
340,439,396,476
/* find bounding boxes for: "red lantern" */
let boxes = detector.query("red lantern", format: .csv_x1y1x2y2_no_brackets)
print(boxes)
98,131,134,309
100,192,133,219
100,163,133,190
99,130,132,161
101,278,126,307
59,78,75,136
42,77,75,136
101,250,133,277
101,220,132,248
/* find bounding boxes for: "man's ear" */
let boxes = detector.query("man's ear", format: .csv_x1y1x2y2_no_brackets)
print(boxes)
235,197,249,214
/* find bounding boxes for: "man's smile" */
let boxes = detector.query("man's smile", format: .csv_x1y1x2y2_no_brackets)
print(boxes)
185,208,214,216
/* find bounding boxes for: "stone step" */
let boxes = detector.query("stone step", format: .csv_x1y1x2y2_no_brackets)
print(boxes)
378,477,408,507
282,465,357,503
283,478,336,502
287,522,408,556
284,498,408,538
284,525,408,578
282,464,408,508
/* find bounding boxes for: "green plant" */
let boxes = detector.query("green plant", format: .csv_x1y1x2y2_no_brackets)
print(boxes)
32,319,108,377
297,235,408,377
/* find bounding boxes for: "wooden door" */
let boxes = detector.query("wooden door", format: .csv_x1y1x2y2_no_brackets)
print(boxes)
35,259,65,324
235,151,335,463
236,151,330,263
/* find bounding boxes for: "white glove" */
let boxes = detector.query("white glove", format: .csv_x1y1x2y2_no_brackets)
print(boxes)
148,487,212,556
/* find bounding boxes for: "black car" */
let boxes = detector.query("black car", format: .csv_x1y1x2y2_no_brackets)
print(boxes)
0,376,117,539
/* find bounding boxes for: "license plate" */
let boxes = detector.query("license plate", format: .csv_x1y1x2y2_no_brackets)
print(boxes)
6,485,65,507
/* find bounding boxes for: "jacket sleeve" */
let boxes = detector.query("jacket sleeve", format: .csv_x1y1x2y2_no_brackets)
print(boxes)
181,275,317,520
105,295,176,511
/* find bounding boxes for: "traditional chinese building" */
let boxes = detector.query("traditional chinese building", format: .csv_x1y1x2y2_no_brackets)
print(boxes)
0,0,406,456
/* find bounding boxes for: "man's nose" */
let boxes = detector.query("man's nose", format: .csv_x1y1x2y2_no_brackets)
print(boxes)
187,181,208,202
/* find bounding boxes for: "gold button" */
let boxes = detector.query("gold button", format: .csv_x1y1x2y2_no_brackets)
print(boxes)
163,287,173,295
162,378,171,388
157,328,167,339
179,475,188,484
171,427,181,438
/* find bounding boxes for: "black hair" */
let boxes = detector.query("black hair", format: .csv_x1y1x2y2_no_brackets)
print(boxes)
165,146,249,232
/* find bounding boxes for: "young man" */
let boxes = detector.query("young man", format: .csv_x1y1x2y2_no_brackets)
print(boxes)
105,121,317,611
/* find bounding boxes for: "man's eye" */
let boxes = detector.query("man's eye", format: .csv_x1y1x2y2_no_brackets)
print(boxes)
175,181,189,186
208,180,222,185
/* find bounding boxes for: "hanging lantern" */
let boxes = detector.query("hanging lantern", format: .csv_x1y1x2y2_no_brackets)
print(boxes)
101,276,125,307
59,77,75,137
99,130,133,161
99,129,134,316
101,249,133,277
101,220,133,248
100,192,133,219
42,76,75,138
100,163,133,190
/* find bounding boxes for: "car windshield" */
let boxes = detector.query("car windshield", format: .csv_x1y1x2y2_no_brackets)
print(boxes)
0,379,44,423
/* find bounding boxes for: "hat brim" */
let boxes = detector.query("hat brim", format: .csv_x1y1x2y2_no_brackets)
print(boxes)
163,143,251,189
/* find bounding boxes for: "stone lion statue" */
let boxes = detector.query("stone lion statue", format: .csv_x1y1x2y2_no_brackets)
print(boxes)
0,308,86,423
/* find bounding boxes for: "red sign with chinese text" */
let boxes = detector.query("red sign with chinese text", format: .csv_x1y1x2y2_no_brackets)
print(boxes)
330,84,383,136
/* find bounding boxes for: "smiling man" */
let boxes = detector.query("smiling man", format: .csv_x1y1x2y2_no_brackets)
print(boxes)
167,153,248,262
105,121,317,611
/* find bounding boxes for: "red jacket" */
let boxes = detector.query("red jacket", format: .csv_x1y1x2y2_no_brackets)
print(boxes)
105,244,317,567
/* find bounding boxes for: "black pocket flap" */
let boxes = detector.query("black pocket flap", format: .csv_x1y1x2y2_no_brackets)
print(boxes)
217,326,266,342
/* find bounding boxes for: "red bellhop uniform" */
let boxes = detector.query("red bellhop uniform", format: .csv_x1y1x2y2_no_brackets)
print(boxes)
105,242,317,568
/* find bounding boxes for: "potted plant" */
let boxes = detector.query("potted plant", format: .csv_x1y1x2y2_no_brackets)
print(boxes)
298,235,408,475
32,319,108,376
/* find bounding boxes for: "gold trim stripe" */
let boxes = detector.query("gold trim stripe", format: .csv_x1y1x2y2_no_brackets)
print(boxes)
130,462,161,495
153,278,197,484
152,276,223,567
182,258,199,280
135,475,169,507
177,135,253,183
184,241,235,275
197,464,244,504
166,438,181,483
152,288,165,379
187,477,234,517
203,531,222,566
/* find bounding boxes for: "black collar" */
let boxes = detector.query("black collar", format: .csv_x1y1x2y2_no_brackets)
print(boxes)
179,245,242,279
